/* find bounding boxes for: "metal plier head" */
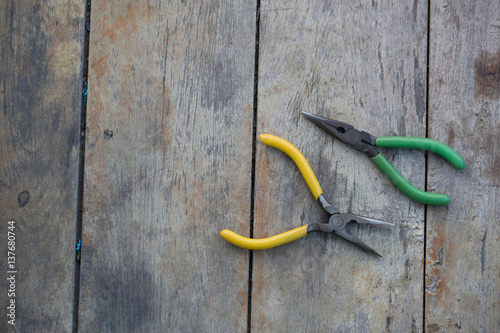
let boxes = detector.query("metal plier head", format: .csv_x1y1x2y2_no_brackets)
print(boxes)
302,112,379,158
310,196,393,257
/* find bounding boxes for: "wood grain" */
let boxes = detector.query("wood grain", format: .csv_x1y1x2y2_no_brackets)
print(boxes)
0,1,85,331
252,1,427,331
78,0,256,331
426,1,500,331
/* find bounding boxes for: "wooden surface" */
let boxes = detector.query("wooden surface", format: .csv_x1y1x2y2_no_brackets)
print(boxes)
1,0,499,332
425,0,500,332
252,1,426,331
78,0,256,331
0,1,85,332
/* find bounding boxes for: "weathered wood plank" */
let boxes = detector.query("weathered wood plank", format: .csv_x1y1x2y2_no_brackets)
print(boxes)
78,1,256,331
252,1,427,331
426,1,500,331
0,1,85,331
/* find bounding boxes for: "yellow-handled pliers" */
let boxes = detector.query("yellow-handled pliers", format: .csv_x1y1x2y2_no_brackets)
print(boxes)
220,134,393,256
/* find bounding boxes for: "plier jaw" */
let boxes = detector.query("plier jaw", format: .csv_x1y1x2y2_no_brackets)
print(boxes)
307,209,393,257
302,112,379,158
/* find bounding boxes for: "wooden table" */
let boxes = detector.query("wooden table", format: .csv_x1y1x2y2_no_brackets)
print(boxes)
1,0,499,332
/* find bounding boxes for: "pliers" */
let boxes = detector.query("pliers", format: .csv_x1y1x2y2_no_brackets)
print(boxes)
220,134,393,257
302,112,466,205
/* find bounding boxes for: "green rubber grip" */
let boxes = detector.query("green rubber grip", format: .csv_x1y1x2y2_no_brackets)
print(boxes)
371,153,451,205
376,136,465,170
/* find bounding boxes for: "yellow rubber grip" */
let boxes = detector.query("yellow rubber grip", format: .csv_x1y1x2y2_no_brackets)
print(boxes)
220,226,308,250
259,134,323,200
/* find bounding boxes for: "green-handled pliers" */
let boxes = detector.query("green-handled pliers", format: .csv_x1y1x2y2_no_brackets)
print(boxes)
302,112,466,205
